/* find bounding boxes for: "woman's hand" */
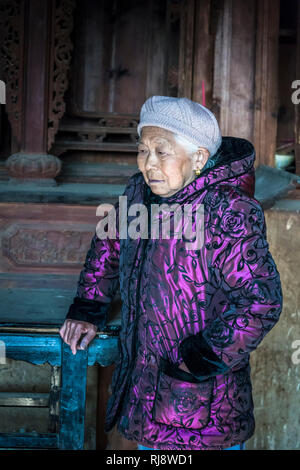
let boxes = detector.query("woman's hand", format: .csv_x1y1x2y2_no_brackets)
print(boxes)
59,319,97,355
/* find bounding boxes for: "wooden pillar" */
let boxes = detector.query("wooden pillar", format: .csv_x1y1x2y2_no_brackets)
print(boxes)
96,364,113,450
178,0,195,99
192,0,214,109
22,0,50,154
0,0,26,155
295,1,300,175
0,0,75,185
212,0,257,142
178,0,214,108
59,342,88,449
4,0,61,185
212,0,280,167
253,0,280,168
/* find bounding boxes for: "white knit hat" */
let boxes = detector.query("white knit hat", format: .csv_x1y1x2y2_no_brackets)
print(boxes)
137,95,222,157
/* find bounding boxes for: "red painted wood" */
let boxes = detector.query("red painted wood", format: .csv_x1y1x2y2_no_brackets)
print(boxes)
22,0,50,153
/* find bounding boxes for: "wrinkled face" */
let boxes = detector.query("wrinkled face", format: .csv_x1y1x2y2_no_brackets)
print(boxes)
137,126,197,198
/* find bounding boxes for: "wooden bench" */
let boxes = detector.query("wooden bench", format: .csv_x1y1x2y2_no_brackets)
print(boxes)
0,281,121,450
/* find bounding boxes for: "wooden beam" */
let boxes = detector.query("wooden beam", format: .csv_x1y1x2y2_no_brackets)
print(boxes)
22,0,50,153
213,0,233,132
212,0,256,141
253,0,280,167
96,363,114,450
178,0,195,98
0,325,118,336
192,0,214,108
1,333,62,366
48,366,61,433
145,0,168,97
0,432,58,449
52,141,139,154
0,392,49,407
295,1,300,174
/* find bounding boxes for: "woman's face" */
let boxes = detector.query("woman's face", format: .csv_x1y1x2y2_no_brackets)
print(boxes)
137,126,208,198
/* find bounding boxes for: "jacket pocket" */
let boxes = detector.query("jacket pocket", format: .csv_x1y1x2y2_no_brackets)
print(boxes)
152,357,214,430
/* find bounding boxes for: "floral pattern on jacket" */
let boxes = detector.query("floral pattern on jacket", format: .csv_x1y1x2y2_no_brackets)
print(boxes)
66,136,283,450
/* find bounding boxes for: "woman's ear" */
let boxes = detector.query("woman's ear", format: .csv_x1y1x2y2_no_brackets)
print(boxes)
193,147,210,171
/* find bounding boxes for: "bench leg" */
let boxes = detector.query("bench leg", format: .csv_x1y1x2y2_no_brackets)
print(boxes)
48,365,60,433
59,342,88,450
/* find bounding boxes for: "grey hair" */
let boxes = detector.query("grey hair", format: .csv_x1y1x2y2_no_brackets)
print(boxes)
173,133,199,156
173,133,221,172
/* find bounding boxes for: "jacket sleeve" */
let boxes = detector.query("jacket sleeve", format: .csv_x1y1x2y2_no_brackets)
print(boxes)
179,195,283,380
65,190,124,330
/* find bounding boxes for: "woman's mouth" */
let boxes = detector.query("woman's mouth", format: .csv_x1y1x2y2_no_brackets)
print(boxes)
149,179,164,183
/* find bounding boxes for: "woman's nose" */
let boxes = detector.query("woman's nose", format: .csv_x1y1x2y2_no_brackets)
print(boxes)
145,150,159,171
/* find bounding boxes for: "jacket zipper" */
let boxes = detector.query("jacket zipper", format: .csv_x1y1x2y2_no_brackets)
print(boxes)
113,235,149,431
115,187,152,429
123,237,149,392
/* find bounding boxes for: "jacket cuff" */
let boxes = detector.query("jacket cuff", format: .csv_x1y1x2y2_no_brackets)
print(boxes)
65,296,109,330
179,331,230,380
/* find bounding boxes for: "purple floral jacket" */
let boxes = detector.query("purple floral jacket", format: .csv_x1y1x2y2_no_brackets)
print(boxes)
66,136,283,450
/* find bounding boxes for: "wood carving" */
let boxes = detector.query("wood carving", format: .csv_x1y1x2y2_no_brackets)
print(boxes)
0,0,24,152
78,133,107,142
2,224,93,268
48,0,76,152
98,116,139,128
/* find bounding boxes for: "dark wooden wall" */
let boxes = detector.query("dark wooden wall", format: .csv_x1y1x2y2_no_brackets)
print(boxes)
0,0,299,451
1,0,299,174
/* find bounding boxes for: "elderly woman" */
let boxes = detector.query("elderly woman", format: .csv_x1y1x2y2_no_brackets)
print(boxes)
59,96,283,451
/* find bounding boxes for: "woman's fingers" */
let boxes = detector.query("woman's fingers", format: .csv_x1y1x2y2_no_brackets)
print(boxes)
69,324,85,355
78,328,97,350
59,320,97,355
66,321,78,344
59,321,67,340
59,320,72,343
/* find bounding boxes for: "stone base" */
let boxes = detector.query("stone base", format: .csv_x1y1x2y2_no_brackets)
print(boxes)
5,152,62,182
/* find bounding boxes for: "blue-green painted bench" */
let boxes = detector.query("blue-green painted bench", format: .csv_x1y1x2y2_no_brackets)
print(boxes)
0,277,121,449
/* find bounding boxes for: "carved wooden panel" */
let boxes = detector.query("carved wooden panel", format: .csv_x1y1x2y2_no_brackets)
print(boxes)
0,0,25,153
48,0,76,151
2,224,93,268
0,202,100,274
52,112,139,156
